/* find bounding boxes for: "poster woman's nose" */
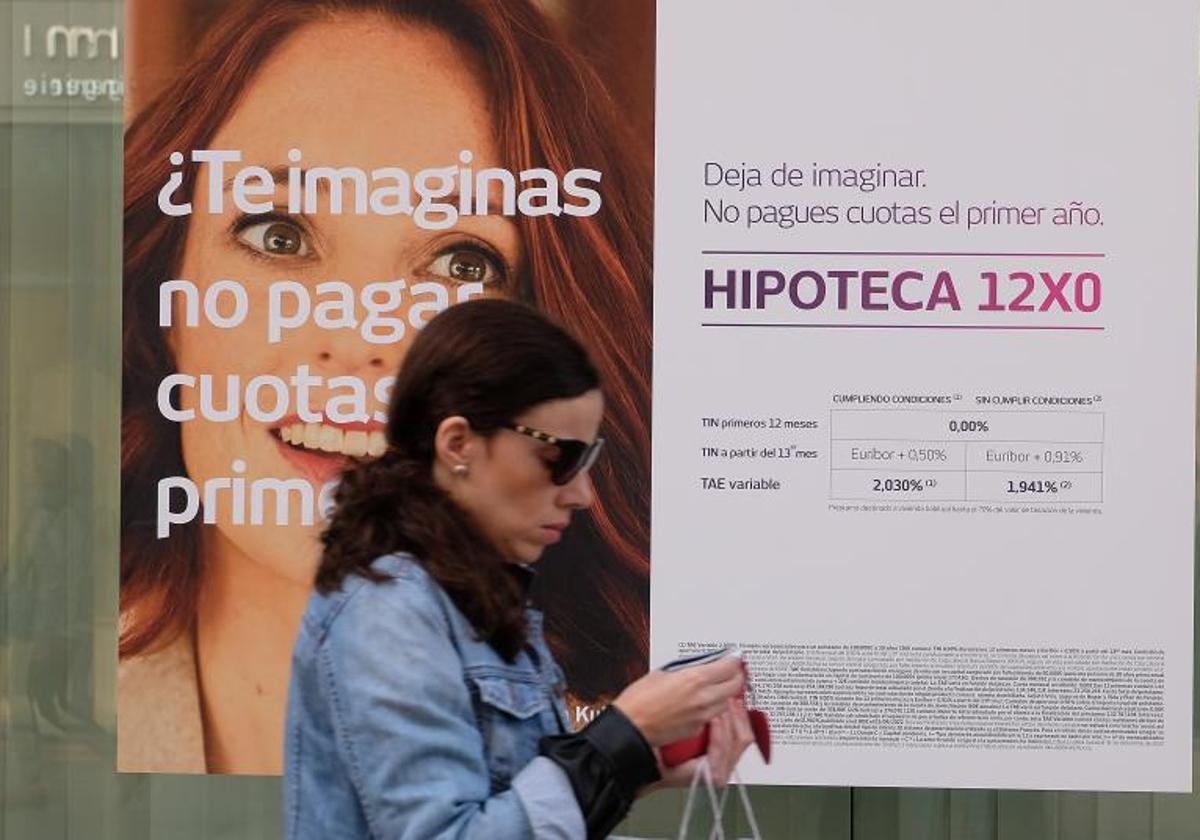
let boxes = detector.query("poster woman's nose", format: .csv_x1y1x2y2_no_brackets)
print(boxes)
312,325,407,377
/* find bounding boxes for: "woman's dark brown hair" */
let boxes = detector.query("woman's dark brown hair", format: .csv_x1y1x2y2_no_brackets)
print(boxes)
317,299,599,659
122,0,650,701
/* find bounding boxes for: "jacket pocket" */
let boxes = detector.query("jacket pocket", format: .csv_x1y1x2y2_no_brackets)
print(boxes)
468,672,550,791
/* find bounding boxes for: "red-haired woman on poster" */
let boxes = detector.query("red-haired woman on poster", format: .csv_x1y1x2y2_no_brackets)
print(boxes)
120,0,653,773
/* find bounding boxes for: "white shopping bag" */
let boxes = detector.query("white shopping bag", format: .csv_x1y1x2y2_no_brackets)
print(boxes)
675,758,762,840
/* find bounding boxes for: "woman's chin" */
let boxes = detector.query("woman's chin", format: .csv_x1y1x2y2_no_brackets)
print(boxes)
509,542,546,565
216,522,323,587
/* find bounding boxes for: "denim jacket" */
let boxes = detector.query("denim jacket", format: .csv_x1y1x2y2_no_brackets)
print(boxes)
284,553,585,839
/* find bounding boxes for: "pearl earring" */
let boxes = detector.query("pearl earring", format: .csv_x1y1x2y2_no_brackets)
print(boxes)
452,464,469,477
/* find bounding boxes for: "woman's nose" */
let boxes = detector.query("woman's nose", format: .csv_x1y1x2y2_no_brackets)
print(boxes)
558,471,597,510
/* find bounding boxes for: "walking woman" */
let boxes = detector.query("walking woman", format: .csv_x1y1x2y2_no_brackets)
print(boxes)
285,300,752,838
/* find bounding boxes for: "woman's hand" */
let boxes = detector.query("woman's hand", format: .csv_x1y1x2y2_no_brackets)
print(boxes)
699,697,756,785
612,657,744,747
648,698,757,791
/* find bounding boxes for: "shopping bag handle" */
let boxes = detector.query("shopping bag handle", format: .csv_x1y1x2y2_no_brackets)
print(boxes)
676,759,762,840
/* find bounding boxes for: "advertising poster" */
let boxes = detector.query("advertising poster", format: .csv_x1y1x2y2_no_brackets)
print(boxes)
119,0,653,773
652,0,1198,789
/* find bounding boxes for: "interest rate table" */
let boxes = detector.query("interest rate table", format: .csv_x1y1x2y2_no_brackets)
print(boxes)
829,409,1104,503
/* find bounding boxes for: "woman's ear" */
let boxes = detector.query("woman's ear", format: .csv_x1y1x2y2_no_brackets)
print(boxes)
433,415,475,474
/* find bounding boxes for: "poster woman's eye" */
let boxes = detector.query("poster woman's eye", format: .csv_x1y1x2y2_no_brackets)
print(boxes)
235,219,311,257
427,246,505,285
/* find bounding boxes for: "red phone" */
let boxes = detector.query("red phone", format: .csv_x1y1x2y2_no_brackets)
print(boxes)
658,648,772,767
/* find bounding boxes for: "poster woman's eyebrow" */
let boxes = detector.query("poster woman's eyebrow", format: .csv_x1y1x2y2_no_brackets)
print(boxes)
222,164,295,194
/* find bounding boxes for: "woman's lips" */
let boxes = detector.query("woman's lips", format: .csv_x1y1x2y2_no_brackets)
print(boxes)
541,524,567,544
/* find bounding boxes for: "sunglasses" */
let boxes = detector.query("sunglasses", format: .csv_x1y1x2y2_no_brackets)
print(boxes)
504,423,605,485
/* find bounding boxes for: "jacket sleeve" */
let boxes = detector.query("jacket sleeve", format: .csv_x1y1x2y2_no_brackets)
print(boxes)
539,705,662,839
319,576,584,840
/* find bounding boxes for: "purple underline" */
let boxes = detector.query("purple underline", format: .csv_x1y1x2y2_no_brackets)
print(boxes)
700,323,1106,331
701,250,1106,258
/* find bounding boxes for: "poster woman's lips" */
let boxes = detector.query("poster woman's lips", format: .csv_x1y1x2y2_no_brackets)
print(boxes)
268,416,388,484
271,432,350,484
273,418,388,457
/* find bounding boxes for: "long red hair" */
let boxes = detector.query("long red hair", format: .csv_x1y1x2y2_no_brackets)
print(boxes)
121,0,651,701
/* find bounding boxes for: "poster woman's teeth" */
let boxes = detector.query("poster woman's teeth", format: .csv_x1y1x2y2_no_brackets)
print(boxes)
279,423,386,457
